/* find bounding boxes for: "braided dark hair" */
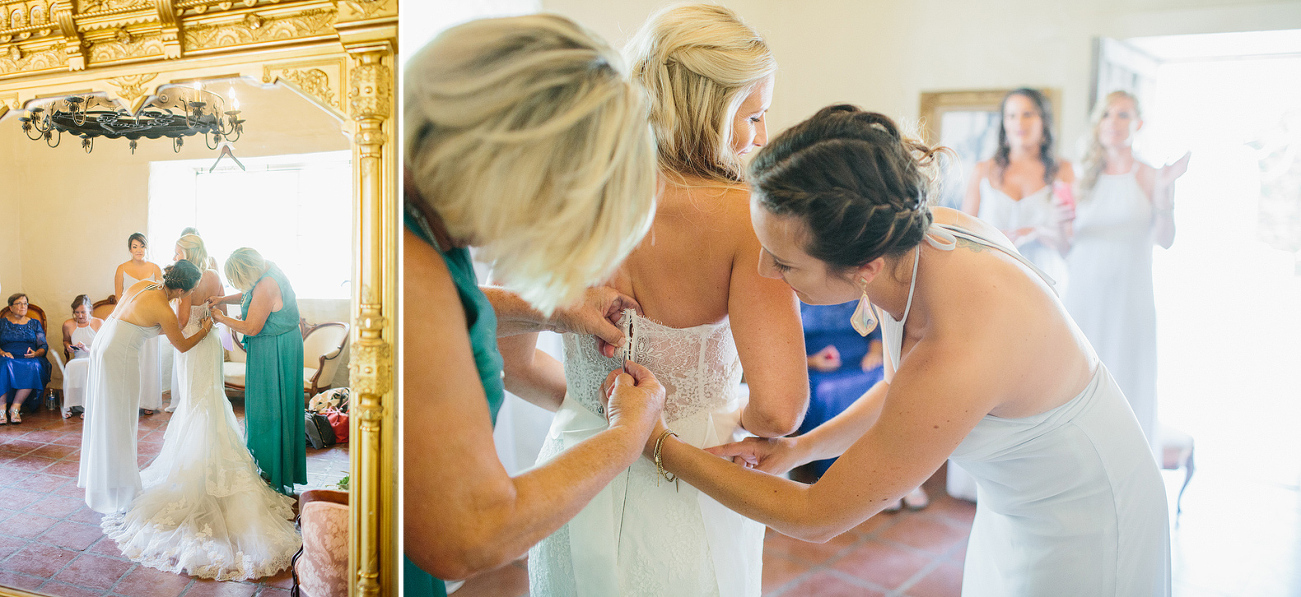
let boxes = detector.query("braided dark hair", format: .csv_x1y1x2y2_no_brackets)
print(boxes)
162,260,202,292
992,88,1058,185
748,105,945,272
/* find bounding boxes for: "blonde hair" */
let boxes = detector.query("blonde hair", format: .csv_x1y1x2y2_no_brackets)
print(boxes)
176,234,209,271
626,3,776,184
404,14,657,315
224,247,268,292
1079,90,1143,194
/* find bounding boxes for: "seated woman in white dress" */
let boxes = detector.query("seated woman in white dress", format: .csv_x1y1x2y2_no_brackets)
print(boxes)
60,294,103,418
502,6,809,596
666,106,1170,597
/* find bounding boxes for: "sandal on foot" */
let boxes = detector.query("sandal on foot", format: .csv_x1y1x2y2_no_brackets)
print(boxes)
9,407,21,424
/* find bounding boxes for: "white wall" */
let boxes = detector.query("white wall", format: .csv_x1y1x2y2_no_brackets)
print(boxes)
0,79,353,386
540,0,1301,155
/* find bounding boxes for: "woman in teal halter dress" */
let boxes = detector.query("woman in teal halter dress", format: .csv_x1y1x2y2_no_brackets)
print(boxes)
211,249,307,495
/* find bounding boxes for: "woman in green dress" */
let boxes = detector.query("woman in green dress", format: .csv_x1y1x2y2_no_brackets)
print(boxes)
210,247,306,495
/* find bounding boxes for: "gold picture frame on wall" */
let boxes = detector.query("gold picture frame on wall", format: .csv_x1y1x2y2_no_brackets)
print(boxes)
919,88,1060,209
0,0,397,595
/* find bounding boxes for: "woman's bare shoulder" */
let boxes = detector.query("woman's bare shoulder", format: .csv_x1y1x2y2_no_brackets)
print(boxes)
406,230,458,296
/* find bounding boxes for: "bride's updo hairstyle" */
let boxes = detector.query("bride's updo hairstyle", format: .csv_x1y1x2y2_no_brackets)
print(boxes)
405,14,656,315
626,3,776,183
749,105,945,273
162,260,203,292
176,234,209,271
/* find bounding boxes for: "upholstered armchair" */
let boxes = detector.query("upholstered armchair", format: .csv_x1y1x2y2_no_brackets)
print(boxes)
302,322,349,400
223,320,350,405
292,489,349,597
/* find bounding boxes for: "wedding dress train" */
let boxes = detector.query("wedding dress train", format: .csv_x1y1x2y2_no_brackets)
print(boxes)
100,306,301,580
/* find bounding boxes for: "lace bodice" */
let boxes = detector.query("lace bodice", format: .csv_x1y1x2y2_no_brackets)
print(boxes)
182,306,210,336
562,310,742,424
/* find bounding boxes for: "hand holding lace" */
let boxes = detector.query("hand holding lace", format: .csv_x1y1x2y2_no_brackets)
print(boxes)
598,361,666,450
553,286,643,358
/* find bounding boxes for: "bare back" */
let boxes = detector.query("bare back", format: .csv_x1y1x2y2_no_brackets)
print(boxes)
611,180,750,327
607,176,808,436
893,207,1095,419
117,280,170,329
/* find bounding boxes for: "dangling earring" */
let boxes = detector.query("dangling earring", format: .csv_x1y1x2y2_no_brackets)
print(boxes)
850,278,878,336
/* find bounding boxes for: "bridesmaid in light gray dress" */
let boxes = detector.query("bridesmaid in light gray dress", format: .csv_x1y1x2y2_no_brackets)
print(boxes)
114,232,165,414
661,106,1170,597
1065,90,1189,455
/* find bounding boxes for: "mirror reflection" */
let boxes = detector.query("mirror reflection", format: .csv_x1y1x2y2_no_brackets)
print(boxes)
0,77,354,594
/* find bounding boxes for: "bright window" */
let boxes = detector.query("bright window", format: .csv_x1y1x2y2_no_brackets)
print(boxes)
148,150,352,300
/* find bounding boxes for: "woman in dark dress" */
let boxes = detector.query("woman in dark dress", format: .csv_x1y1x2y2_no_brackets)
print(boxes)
0,293,50,423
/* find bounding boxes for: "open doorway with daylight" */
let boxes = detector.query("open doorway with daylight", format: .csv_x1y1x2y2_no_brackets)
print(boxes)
1096,29,1301,597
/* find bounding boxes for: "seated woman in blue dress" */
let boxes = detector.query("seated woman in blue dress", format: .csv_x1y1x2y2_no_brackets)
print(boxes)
798,301,928,509
1,293,51,424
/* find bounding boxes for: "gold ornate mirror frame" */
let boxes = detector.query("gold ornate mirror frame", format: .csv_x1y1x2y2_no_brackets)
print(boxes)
0,0,397,595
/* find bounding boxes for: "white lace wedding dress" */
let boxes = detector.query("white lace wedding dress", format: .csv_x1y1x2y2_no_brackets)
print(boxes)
100,306,302,580
528,311,764,597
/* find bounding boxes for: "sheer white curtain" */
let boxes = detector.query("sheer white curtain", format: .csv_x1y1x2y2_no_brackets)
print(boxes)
147,151,352,300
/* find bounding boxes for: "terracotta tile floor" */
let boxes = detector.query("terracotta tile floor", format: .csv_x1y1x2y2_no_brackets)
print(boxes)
0,395,349,597
452,473,972,597
452,459,1294,597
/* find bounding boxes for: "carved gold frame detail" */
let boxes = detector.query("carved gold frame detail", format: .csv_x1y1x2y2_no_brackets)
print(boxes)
0,0,398,595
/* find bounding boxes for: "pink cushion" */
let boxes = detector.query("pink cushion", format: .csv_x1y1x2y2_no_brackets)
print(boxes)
297,501,349,597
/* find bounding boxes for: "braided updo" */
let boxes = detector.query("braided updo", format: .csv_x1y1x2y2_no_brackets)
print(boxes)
162,259,202,292
749,105,946,272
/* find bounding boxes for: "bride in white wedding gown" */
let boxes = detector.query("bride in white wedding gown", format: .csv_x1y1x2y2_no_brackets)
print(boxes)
503,7,809,595
100,236,301,580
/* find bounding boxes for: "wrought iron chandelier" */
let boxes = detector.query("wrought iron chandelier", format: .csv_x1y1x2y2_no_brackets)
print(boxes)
17,83,245,154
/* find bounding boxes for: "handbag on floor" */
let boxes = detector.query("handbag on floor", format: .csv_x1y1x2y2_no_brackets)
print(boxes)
305,412,337,449
323,408,348,443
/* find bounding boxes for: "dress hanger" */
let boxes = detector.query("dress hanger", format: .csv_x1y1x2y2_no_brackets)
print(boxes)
209,143,245,173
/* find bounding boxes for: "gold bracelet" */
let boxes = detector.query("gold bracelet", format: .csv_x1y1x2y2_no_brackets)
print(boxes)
653,429,678,487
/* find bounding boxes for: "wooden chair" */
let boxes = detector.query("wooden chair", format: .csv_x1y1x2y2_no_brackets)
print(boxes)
223,320,350,405
0,303,46,328
1159,424,1195,526
292,489,349,597
91,295,117,320
223,329,249,397
302,322,349,402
